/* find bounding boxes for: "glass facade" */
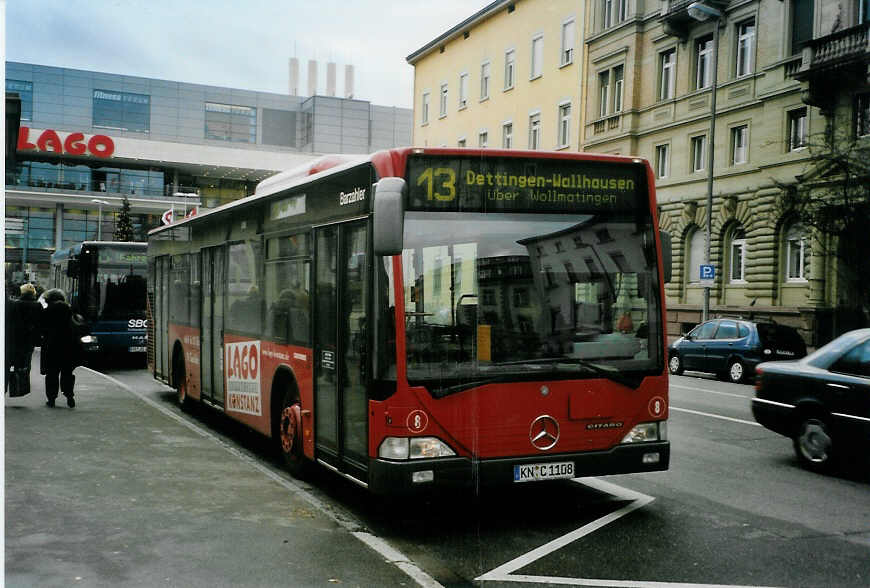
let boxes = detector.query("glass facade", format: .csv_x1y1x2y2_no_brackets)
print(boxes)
205,102,257,143
93,89,151,132
5,206,54,250
6,79,33,120
10,161,165,197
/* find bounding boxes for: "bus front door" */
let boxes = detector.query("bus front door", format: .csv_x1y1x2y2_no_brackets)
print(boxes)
314,221,369,484
201,246,227,406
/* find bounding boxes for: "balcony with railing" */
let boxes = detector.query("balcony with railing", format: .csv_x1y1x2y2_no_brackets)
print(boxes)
795,22,870,107
795,22,870,79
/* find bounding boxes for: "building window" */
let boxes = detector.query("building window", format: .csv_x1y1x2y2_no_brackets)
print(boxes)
695,35,714,90
791,0,815,55
6,80,33,121
736,20,756,77
731,125,749,165
691,135,706,172
528,113,542,150
788,107,808,151
502,122,513,148
602,0,628,29
504,49,516,90
598,66,624,117
729,228,747,282
598,71,610,118
688,229,705,283
655,144,670,179
478,130,488,148
561,19,575,66
785,224,809,281
531,35,544,79
421,92,430,124
480,62,490,100
659,49,676,101
439,83,448,117
94,89,151,132
856,93,870,138
558,102,571,148
459,73,469,109
612,65,624,112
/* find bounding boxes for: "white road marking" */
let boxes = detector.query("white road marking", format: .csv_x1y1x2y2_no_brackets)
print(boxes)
669,383,751,400
670,406,761,427
83,368,445,588
477,478,780,588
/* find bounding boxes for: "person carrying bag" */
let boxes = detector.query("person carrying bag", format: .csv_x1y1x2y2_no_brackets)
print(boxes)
40,288,83,408
8,284,42,398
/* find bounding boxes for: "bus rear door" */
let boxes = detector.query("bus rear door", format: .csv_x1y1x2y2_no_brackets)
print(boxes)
314,221,369,484
201,245,227,406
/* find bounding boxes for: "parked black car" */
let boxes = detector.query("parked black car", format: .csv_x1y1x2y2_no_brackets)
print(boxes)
752,328,870,473
668,318,807,383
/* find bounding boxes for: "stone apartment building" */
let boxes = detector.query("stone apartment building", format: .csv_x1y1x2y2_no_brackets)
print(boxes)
408,0,870,346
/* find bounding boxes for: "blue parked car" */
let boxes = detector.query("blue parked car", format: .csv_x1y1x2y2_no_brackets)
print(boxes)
668,318,807,383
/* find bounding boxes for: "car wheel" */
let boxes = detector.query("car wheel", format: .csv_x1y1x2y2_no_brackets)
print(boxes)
793,417,834,473
726,359,745,383
668,353,683,375
278,389,307,477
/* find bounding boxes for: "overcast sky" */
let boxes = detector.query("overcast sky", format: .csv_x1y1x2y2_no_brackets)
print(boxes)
5,0,493,109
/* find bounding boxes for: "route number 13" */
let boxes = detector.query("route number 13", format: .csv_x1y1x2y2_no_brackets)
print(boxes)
416,167,456,201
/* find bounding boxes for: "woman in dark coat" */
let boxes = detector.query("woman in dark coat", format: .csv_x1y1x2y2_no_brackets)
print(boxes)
40,288,81,408
9,284,43,396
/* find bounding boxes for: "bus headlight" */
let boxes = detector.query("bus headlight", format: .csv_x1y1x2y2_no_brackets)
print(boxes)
80,335,98,344
621,421,666,444
378,437,456,460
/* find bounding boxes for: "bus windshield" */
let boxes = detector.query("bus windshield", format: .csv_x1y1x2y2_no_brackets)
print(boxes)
397,211,662,394
84,247,148,321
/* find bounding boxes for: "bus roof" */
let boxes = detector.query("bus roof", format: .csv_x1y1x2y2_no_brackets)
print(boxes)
147,147,650,236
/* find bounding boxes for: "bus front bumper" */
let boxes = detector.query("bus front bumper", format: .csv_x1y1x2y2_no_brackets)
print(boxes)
367,441,669,495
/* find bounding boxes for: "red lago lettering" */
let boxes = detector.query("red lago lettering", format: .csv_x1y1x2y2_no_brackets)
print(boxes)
16,127,114,158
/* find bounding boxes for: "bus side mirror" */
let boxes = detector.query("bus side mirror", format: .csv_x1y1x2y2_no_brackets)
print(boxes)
373,177,405,256
67,259,80,277
660,231,672,283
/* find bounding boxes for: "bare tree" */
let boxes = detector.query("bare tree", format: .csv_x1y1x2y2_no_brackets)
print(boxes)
777,124,870,330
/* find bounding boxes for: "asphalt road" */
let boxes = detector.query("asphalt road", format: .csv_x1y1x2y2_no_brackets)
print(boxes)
79,367,870,587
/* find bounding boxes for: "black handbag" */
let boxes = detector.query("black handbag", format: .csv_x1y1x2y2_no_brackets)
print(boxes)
8,367,31,397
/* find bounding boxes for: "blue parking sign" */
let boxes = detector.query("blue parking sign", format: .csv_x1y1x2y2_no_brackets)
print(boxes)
700,264,715,280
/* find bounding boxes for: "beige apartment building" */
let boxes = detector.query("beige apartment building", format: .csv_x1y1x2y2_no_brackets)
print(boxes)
408,0,870,346
407,1,586,151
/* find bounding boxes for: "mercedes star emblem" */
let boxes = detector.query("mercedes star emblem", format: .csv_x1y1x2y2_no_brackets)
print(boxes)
529,415,560,451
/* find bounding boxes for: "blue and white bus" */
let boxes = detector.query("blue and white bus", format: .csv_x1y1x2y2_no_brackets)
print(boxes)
50,241,148,360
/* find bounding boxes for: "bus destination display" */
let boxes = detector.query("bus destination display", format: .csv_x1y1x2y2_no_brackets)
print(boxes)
407,155,644,213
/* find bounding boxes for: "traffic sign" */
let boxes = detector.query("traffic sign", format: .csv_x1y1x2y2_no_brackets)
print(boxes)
699,264,715,287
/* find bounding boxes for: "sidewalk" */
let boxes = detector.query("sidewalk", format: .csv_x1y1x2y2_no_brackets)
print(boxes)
5,351,414,588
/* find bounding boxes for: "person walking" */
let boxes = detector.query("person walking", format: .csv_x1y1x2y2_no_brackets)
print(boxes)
40,288,82,408
8,284,42,396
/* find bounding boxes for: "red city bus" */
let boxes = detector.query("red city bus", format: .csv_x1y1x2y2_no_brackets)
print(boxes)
147,148,672,494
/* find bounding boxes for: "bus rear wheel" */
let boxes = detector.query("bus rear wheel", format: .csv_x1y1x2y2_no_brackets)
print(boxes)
279,392,307,477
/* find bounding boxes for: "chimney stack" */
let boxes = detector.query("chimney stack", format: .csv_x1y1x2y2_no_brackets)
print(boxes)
289,57,300,95
327,62,337,97
344,64,354,99
307,59,318,97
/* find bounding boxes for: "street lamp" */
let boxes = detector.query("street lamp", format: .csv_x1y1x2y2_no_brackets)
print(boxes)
688,1,723,322
91,199,111,241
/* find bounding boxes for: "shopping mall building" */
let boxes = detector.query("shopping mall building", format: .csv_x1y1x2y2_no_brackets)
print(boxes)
4,61,412,286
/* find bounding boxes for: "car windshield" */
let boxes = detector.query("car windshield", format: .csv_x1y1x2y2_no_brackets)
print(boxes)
390,210,663,394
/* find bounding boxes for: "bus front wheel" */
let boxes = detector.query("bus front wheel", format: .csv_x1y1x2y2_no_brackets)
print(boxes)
279,391,307,477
